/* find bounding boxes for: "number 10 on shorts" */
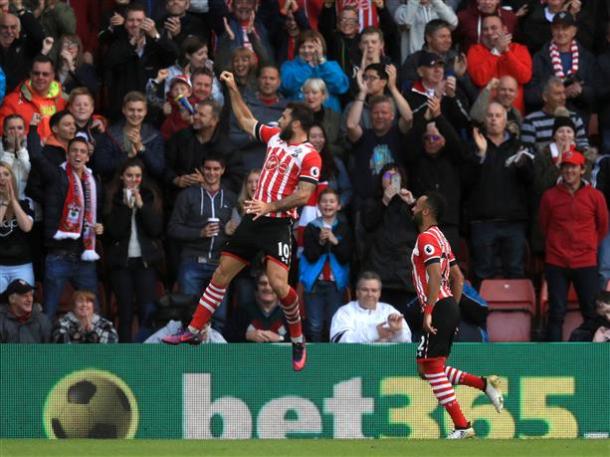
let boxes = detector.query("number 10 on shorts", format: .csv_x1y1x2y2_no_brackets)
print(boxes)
277,242,290,264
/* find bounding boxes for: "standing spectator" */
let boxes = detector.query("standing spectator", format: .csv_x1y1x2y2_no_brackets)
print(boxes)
469,76,522,137
37,0,77,42
0,115,30,198
29,136,103,318
104,159,164,342
52,290,118,343
0,11,44,93
102,3,178,120
0,163,34,292
318,4,361,78
101,91,165,182
521,76,589,154
54,34,99,95
592,149,610,289
525,12,596,126
455,0,518,52
280,30,349,113
330,271,412,343
300,188,352,342
388,0,458,61
468,103,534,285
467,14,532,114
272,1,311,64
540,150,608,341
156,0,210,47
568,292,610,342
596,22,610,155
168,155,236,329
0,55,67,139
0,279,51,343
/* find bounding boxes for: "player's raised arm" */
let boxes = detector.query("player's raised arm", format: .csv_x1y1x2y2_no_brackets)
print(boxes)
220,71,257,135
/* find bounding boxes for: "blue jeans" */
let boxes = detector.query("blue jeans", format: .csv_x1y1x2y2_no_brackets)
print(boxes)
545,264,599,341
470,221,526,282
178,258,227,331
0,263,35,293
43,254,98,318
598,231,610,289
304,281,344,342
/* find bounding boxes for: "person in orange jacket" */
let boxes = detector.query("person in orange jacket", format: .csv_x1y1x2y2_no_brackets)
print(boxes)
0,55,67,142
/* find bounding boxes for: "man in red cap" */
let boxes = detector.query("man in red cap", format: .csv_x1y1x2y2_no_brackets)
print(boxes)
539,150,609,341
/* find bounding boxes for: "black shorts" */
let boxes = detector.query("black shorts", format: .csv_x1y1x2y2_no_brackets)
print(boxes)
222,214,293,269
416,297,461,360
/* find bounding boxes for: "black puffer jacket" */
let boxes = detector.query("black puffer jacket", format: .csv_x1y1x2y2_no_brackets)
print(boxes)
362,195,419,292
103,187,164,269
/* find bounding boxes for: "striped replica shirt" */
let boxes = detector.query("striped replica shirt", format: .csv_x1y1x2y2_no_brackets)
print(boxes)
411,226,456,312
520,109,589,153
253,123,322,219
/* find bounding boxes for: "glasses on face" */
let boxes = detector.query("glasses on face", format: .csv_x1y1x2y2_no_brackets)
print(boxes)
31,71,51,77
424,134,442,142
363,74,380,82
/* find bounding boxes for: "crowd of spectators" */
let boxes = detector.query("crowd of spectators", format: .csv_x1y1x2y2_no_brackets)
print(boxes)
1,0,610,344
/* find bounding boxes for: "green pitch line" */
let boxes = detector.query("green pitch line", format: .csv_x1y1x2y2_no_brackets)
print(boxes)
1,439,609,457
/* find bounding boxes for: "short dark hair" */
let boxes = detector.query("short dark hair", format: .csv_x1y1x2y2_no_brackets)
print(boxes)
257,64,280,78
49,110,73,128
68,136,90,152
202,153,226,168
2,114,24,131
364,63,388,80
196,99,222,119
424,19,452,40
126,3,146,15
191,67,214,82
361,26,384,42
317,187,339,203
31,54,54,70
286,102,314,132
424,191,446,222
356,271,382,289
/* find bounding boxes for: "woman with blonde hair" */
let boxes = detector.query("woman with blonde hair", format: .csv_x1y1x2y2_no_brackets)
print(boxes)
0,162,34,293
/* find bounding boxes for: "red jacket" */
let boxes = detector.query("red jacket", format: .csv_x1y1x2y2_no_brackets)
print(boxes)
467,42,532,114
539,182,608,268
456,1,517,51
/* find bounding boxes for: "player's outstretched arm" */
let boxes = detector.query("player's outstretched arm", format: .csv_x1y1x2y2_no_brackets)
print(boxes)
220,71,257,135
244,180,317,220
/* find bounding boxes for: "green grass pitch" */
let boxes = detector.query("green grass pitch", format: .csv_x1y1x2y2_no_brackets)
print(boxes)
1,439,608,457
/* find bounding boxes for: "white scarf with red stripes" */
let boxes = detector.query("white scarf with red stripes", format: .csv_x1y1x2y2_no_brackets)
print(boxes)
549,40,579,79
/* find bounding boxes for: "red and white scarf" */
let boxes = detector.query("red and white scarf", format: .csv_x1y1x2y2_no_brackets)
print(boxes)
53,162,99,261
549,40,579,79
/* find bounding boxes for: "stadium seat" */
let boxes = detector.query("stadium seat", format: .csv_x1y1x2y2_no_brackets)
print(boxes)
480,279,536,342
539,281,584,341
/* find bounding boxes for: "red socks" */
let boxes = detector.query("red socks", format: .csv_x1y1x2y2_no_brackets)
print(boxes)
190,281,226,331
445,366,486,390
279,287,303,343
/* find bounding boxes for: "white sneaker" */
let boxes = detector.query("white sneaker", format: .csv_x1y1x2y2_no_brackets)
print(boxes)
485,375,504,413
446,427,475,439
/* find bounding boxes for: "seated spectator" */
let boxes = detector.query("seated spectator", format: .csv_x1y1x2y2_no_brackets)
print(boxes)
0,55,67,140
525,12,596,126
156,74,195,140
399,19,476,103
404,51,470,131
52,290,118,343
467,14,532,115
168,155,236,330
522,76,588,154
470,76,522,137
0,11,44,93
390,0,457,60
308,124,352,209
0,163,34,292
330,270,412,343
101,91,165,182
102,3,178,120
300,188,352,342
145,310,227,343
539,150,608,341
405,96,471,252
301,78,344,159
456,0,518,52
280,30,349,113
0,114,30,197
29,136,103,318
224,271,289,343
362,164,419,313
104,159,164,342
468,103,534,285
54,34,99,95
227,65,287,170
569,291,610,342
166,99,242,200
0,279,51,343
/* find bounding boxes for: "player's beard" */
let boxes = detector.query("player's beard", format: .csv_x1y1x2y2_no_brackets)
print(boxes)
412,210,424,229
279,123,294,142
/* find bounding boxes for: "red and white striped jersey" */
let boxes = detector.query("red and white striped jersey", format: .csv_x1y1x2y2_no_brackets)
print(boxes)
411,226,457,311
253,123,322,219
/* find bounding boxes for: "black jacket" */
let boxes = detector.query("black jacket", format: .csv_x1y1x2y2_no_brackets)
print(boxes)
467,134,534,223
25,137,66,206
362,195,419,292
103,187,164,269
405,81,471,132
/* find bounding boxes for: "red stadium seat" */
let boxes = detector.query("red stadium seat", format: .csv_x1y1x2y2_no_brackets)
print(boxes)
539,281,583,340
480,279,536,342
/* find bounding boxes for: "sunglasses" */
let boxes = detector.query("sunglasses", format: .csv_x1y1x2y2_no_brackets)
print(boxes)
31,71,52,77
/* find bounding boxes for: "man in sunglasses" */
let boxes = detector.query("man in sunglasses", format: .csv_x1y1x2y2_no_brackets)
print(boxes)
0,55,67,140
